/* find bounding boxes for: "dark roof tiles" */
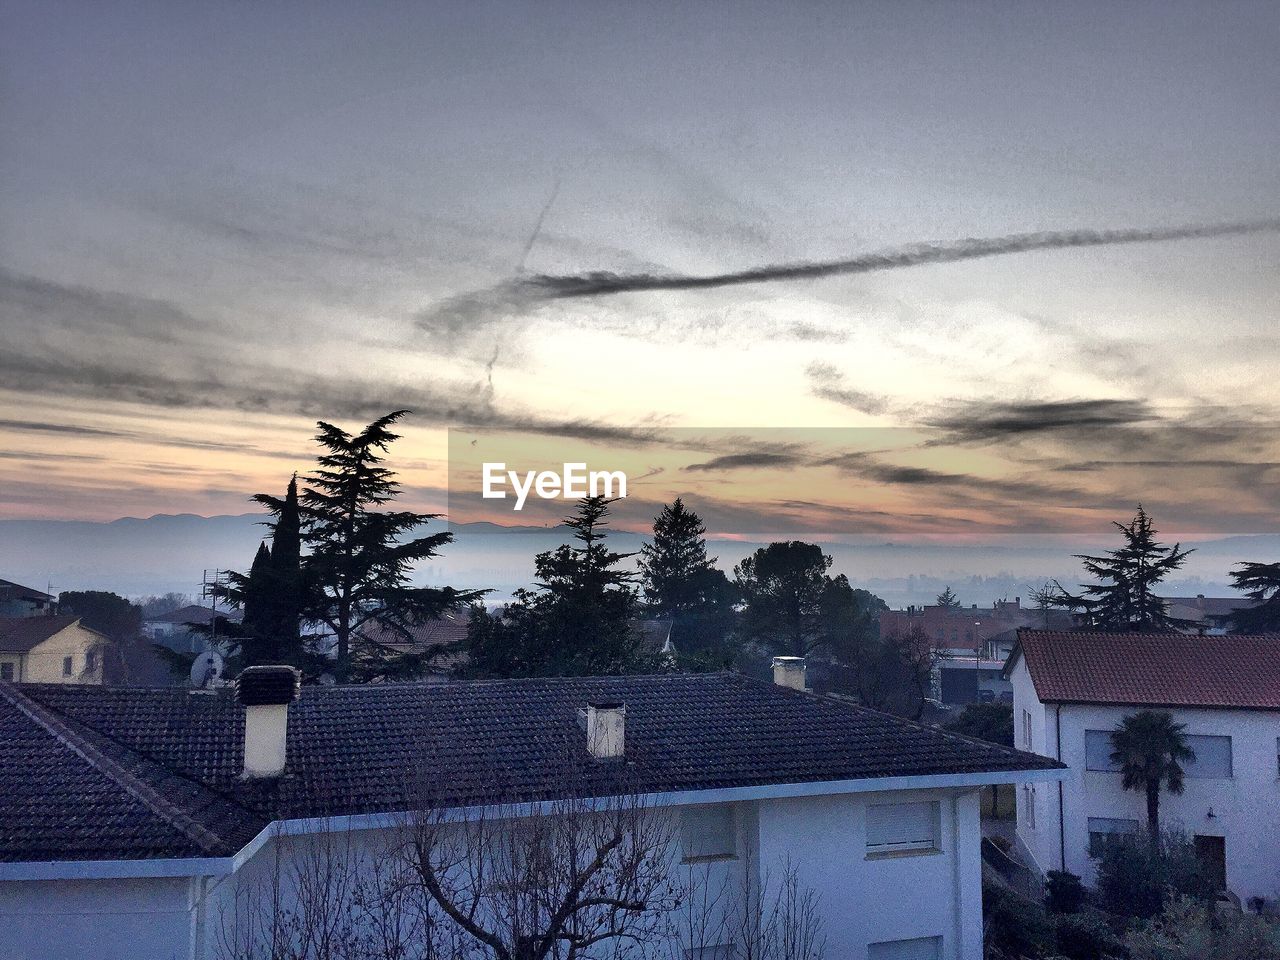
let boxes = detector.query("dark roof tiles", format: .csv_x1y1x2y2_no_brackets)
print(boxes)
3,672,1060,863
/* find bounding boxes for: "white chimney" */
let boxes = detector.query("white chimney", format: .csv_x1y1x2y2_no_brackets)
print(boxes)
772,656,807,691
585,700,625,760
235,665,301,779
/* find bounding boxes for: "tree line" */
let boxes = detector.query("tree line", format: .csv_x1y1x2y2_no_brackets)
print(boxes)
58,412,1280,696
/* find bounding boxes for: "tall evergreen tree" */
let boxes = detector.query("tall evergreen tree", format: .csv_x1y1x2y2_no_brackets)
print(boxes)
638,498,736,666
220,475,310,668
467,496,647,677
1052,505,1193,631
1222,561,1280,633
935,586,961,608
300,411,480,681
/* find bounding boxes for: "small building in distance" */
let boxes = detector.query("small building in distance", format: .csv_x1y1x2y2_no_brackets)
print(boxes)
882,599,1072,707
142,604,231,654
1161,594,1252,635
0,579,55,618
0,615,110,684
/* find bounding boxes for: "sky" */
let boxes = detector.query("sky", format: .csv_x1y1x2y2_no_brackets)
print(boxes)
2,0,1278,537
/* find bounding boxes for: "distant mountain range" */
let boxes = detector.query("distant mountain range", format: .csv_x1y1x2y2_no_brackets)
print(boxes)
3,513,1275,609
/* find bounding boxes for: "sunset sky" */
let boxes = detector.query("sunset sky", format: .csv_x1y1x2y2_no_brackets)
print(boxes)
2,0,1278,536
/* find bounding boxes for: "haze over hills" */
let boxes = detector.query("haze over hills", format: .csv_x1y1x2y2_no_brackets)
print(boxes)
3,512,1272,609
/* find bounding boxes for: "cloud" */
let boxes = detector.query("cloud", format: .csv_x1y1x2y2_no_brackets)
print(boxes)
925,397,1160,443
513,217,1280,300
684,451,804,472
806,363,891,415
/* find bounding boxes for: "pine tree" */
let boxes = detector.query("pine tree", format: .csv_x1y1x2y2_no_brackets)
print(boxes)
638,498,736,666
467,497,647,677
735,541,849,658
300,411,481,681
935,586,961,608
1222,561,1280,633
1053,505,1193,631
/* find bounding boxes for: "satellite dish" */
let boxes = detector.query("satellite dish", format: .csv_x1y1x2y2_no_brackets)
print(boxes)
190,651,225,689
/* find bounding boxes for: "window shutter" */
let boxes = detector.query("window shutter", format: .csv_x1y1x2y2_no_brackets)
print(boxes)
868,935,942,960
681,805,736,860
866,801,939,849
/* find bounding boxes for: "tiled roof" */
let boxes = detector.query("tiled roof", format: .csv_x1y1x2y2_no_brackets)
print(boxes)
0,615,83,653
143,604,234,626
1013,630,1280,709
2,672,1061,862
354,608,472,671
0,579,53,602
0,684,259,861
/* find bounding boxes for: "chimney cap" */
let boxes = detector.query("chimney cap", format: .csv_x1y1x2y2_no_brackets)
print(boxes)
588,699,625,711
236,665,301,707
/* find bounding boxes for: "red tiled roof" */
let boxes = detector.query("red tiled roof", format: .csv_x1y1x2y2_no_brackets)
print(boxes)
1013,630,1280,710
0,615,83,653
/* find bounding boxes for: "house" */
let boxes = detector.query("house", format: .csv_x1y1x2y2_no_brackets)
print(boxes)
1005,629,1280,904
0,579,55,618
142,604,233,653
881,597,1072,660
0,663,1062,960
1160,594,1252,635
0,615,110,684
351,605,474,677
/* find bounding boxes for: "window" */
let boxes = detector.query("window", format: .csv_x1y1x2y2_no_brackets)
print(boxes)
1021,709,1032,749
62,655,73,676
681,805,737,862
1088,817,1139,856
866,801,940,855
685,946,735,960
0,662,13,682
1085,730,1122,771
1184,735,1232,778
867,935,942,960
1023,785,1036,829
86,650,97,673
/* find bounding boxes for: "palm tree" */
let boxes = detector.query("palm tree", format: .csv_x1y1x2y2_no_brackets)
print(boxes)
1109,710,1195,846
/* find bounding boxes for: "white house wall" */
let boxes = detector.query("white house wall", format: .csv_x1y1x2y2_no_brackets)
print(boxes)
0,875,195,960
1011,654,1280,904
3,790,991,960
757,789,984,960
1054,703,1280,900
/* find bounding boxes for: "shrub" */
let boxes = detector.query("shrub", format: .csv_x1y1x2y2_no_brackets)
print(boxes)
1094,831,1215,920
1126,895,1280,960
1053,909,1125,960
985,876,1055,958
1046,870,1087,914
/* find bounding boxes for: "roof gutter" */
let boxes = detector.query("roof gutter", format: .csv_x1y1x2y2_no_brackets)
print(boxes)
0,764,1064,883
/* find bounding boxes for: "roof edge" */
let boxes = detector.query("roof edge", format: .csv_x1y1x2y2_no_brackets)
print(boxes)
0,683,234,857
0,764,1066,878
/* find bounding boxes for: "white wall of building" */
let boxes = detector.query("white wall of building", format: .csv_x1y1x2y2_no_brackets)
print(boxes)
2,788,992,960
1011,658,1280,904
0,875,196,960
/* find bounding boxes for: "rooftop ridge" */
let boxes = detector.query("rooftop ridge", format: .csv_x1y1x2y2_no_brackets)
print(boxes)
0,682,232,856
